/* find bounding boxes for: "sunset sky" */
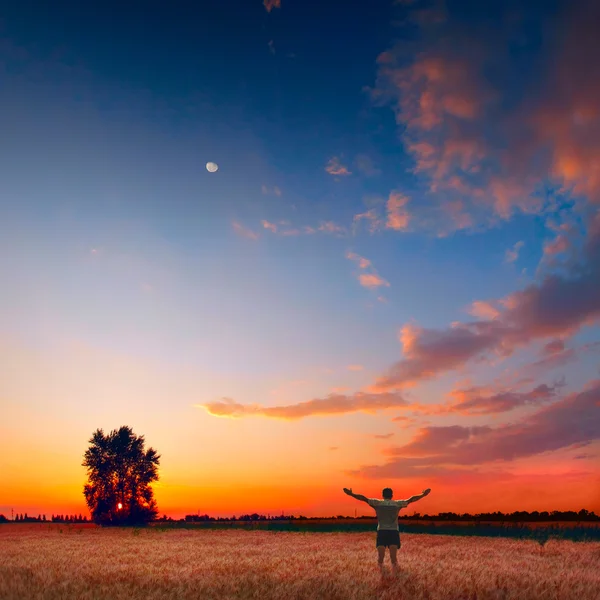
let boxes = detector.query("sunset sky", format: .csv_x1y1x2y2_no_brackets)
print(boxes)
1,0,600,520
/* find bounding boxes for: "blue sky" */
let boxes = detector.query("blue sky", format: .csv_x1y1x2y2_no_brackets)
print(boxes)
1,0,599,518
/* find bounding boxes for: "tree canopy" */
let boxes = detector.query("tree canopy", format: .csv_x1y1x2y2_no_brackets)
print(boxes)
82,426,160,526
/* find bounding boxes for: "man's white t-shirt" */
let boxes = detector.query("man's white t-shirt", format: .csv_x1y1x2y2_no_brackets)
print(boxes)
367,498,409,531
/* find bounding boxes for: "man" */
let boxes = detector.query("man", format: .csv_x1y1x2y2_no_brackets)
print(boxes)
343,486,431,574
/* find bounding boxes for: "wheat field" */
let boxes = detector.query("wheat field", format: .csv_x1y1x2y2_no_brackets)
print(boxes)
1,524,599,600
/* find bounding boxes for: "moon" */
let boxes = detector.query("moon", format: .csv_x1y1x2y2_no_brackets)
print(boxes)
206,162,219,173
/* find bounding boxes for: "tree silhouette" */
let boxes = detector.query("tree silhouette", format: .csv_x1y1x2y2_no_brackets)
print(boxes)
82,426,160,526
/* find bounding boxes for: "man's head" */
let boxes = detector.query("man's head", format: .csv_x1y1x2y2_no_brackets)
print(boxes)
382,487,393,499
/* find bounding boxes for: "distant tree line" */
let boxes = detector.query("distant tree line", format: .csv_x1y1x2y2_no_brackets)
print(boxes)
2,509,597,525
179,509,598,523
2,513,89,523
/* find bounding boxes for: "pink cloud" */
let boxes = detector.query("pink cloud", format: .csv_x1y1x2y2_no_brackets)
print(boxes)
504,241,524,264
445,382,562,416
543,339,566,356
263,0,281,13
346,251,372,269
231,221,260,240
347,251,390,290
525,341,600,375
348,379,600,479
347,364,364,372
374,433,395,439
386,191,411,230
261,220,278,233
358,273,390,289
325,157,352,177
468,301,500,320
318,221,346,235
353,209,384,233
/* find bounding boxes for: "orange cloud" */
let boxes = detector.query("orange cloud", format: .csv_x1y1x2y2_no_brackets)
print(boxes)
347,364,364,372
263,0,281,13
386,192,411,230
469,301,500,320
197,391,409,420
346,251,390,290
358,273,390,289
261,220,278,233
346,251,371,269
232,222,260,240
325,157,352,176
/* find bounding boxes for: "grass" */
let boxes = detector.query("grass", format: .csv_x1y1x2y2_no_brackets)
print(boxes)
1,523,599,599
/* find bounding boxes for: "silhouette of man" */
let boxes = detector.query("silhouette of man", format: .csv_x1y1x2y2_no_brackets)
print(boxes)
343,486,431,574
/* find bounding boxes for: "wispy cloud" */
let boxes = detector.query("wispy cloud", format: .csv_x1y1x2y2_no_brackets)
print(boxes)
347,364,364,372
325,156,352,177
374,433,394,439
261,184,282,196
354,154,381,177
318,221,346,235
196,391,409,420
525,341,600,375
443,381,563,416
346,251,390,290
504,241,524,264
346,251,371,269
259,219,345,237
263,0,281,13
353,208,384,234
232,221,260,240
261,220,278,233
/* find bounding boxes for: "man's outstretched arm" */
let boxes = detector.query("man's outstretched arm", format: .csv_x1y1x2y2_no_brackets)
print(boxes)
405,488,432,504
342,487,369,503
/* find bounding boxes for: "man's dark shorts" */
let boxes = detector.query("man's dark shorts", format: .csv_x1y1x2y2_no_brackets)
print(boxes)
376,529,400,548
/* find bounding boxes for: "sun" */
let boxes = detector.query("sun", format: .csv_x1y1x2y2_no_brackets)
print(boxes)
117,503,123,510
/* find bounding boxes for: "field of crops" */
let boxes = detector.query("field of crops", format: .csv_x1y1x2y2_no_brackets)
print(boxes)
1,523,599,599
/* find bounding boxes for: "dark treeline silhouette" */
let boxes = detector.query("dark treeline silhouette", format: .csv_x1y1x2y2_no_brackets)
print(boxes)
3,509,598,524
180,509,598,523
6,514,89,523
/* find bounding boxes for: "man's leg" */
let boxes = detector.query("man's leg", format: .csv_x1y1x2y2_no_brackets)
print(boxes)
377,545,386,571
389,545,399,573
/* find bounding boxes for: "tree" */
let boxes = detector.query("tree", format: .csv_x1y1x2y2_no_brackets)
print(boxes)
82,426,160,526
